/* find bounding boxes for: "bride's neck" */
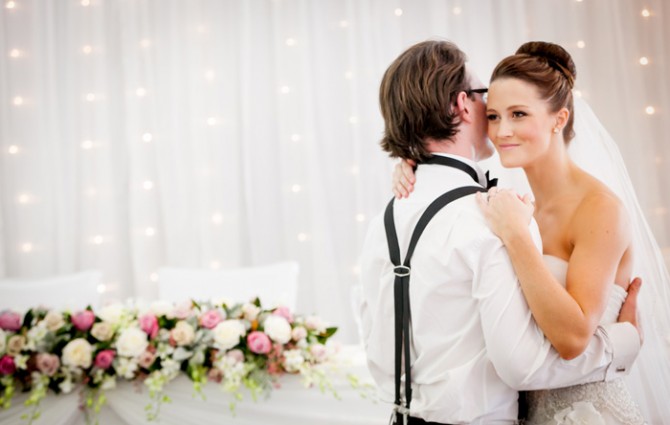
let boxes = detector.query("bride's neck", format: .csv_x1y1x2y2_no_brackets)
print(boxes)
524,144,577,209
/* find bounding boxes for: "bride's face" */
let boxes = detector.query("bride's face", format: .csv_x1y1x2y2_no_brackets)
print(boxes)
485,78,558,168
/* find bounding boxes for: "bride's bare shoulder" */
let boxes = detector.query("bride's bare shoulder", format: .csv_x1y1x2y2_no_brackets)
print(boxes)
572,173,631,241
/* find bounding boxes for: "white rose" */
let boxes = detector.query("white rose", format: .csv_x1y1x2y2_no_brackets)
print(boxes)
304,315,326,333
43,311,65,332
26,325,48,350
242,303,261,321
309,343,328,362
114,357,139,380
283,349,305,372
554,402,605,425
149,300,174,317
263,315,291,344
97,304,125,325
62,338,93,369
7,335,26,356
212,320,246,350
91,322,114,341
0,329,6,354
59,378,74,394
170,321,195,346
291,326,307,342
116,327,149,357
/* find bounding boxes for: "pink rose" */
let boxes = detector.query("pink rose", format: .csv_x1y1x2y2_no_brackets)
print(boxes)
199,310,223,329
35,353,60,376
247,331,272,354
272,306,294,323
138,350,156,369
0,355,16,375
139,314,159,339
71,310,96,332
207,368,223,383
226,348,245,363
94,349,115,370
0,311,22,331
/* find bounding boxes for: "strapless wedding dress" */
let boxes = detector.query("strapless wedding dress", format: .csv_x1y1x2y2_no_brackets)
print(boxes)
523,255,646,425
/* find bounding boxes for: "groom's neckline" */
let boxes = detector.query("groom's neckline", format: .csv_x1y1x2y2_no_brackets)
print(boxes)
421,155,480,185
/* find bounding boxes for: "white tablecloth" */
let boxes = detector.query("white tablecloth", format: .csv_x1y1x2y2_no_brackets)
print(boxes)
0,346,389,425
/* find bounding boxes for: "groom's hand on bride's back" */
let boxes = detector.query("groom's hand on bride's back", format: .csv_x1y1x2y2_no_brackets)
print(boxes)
617,277,644,345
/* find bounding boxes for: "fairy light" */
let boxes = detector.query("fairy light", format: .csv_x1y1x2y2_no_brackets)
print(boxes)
21,243,33,253
344,71,354,80
350,165,360,175
352,265,361,276
142,132,153,142
81,140,93,149
453,6,462,15
356,213,366,222
576,40,586,49
206,117,217,126
639,57,649,65
349,116,358,124
204,69,215,81
140,39,152,48
339,20,349,28
85,93,95,102
17,193,31,204
291,184,302,193
8,145,19,154
150,273,159,282
5,1,16,9
92,235,104,245
97,284,106,294
209,261,221,270
211,213,223,225
143,180,154,190
297,233,308,242
574,90,583,98
280,85,290,94
641,9,651,18
9,49,20,58
394,8,403,16
145,227,156,237
285,38,296,46
290,134,301,142
136,87,147,97
645,106,656,115
13,96,23,106
82,45,92,54
81,0,90,6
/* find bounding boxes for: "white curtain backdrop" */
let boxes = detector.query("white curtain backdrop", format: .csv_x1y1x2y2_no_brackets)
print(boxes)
0,0,668,342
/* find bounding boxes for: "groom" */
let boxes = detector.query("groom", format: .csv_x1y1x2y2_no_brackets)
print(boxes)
359,40,642,424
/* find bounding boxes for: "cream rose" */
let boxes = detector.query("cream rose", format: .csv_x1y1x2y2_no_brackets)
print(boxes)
242,303,261,321
97,304,125,325
0,329,6,354
170,321,195,346
62,338,93,368
263,315,291,344
7,335,26,356
91,322,114,342
43,311,65,332
116,327,149,357
212,320,246,350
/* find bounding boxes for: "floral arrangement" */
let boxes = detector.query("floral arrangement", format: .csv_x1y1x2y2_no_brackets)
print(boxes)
0,298,337,423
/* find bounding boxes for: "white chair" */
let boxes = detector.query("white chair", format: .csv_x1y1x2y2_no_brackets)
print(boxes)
158,262,299,310
0,270,102,312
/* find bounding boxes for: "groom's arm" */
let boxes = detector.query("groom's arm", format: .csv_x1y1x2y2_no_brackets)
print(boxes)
469,219,640,391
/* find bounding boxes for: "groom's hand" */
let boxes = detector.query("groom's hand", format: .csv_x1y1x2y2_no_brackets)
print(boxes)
617,277,643,345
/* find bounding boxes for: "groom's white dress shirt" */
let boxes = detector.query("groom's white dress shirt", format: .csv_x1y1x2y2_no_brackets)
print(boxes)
359,154,640,424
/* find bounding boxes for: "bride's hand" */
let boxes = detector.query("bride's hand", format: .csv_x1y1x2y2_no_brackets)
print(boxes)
476,188,534,241
392,159,416,199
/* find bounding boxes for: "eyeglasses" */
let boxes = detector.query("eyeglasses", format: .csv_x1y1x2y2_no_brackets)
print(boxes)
466,88,488,102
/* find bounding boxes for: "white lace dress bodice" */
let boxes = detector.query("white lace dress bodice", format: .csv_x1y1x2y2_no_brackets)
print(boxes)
523,255,646,425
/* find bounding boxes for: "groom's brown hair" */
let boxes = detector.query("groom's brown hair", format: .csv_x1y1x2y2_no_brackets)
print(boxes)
379,40,470,162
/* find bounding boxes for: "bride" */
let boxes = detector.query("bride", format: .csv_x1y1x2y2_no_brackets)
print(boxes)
393,41,670,424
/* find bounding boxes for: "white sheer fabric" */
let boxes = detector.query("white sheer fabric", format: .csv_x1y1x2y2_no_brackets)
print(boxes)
0,1,668,344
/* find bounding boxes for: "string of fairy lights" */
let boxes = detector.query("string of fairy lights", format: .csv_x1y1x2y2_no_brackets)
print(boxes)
1,0,666,295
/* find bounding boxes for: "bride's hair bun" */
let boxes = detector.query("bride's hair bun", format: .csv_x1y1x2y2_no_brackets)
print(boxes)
516,41,576,88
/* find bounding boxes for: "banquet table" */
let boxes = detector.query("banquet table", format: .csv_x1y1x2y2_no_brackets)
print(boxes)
0,346,389,425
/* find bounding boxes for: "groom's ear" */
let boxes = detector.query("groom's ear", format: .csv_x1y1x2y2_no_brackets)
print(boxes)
455,91,473,123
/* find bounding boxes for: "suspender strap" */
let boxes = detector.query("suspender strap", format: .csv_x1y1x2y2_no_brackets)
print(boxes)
383,186,486,424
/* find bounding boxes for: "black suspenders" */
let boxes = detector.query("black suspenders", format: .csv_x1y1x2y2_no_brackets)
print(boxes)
383,185,486,424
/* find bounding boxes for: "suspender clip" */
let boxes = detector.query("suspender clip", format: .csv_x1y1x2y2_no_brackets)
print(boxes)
393,265,411,277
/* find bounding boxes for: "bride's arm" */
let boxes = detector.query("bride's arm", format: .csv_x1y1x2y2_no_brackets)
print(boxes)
477,189,631,359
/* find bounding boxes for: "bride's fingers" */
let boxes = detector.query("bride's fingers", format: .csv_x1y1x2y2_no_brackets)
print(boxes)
401,160,416,184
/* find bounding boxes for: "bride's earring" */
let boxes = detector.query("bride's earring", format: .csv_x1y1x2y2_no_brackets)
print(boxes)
553,127,560,134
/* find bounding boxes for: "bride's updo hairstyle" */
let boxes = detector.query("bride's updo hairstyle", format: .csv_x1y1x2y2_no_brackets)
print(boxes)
491,41,577,143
